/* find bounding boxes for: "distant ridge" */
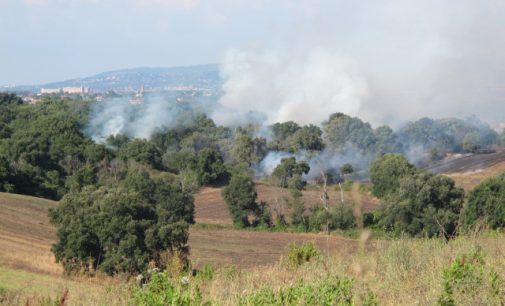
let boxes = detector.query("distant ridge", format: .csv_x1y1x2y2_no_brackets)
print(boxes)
7,64,221,93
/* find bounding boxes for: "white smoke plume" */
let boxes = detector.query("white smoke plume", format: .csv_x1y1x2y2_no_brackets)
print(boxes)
213,0,505,128
85,94,204,142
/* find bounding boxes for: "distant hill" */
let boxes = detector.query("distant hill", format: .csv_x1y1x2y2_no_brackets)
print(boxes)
6,64,221,93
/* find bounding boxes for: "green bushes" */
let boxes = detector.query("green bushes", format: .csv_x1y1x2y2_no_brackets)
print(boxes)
238,275,377,306
460,173,505,230
132,272,204,306
308,204,356,232
438,251,504,306
286,241,320,268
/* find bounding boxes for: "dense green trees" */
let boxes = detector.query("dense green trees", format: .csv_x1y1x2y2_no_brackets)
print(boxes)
271,157,310,188
49,167,194,275
269,122,324,153
369,154,417,198
118,139,163,169
222,170,260,227
377,172,465,238
461,173,505,229
322,113,377,153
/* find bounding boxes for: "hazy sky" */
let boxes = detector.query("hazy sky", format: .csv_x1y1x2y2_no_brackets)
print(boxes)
0,0,293,85
2,1,505,127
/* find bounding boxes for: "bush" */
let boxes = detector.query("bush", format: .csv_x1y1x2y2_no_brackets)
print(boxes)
460,173,505,230
308,204,356,232
239,275,355,306
132,272,204,306
286,241,320,268
438,250,504,306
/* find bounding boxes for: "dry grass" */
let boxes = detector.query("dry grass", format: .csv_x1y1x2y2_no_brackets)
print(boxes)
448,160,505,190
200,233,505,305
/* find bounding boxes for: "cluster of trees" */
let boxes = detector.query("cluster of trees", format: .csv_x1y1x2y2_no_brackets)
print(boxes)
50,165,194,274
370,153,505,238
321,113,500,165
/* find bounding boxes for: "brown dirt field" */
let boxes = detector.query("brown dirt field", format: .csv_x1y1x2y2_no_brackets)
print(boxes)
447,159,505,191
189,227,363,268
0,192,363,272
0,193,61,275
195,182,379,224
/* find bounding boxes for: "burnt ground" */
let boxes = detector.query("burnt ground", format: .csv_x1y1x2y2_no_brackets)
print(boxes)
426,150,505,174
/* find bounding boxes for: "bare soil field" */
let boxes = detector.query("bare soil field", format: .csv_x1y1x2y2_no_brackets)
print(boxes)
0,192,362,273
195,182,379,224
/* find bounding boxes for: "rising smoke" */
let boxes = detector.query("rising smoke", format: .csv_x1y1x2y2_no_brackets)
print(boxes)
213,0,505,128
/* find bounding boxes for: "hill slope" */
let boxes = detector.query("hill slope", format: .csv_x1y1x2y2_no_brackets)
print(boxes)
9,64,221,93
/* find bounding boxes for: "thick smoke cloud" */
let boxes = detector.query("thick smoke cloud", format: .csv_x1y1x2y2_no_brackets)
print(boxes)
213,0,505,128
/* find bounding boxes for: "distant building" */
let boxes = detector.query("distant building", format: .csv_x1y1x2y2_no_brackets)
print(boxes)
62,86,89,94
40,86,89,95
40,88,62,94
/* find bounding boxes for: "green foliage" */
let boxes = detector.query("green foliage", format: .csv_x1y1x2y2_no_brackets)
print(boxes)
340,163,354,176
369,154,417,198
378,172,464,238
118,139,163,169
398,116,498,157
461,173,505,230
232,132,267,166
286,241,320,268
132,272,204,306
438,250,504,306
195,148,228,186
374,125,403,156
322,112,377,153
271,157,310,188
222,171,259,227
0,93,23,106
308,204,356,232
49,167,194,275
195,264,215,282
239,275,355,306
289,188,306,227
270,122,324,152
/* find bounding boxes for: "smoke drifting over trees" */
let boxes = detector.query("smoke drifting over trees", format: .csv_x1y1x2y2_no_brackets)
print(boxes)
215,0,505,128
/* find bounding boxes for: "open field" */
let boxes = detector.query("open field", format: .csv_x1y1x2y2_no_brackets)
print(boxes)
0,192,363,271
2,192,505,305
195,182,379,224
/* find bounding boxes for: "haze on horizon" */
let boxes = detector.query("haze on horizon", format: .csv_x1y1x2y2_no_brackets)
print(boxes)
1,0,505,127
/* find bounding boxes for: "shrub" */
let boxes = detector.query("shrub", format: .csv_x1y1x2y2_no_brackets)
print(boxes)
461,172,505,230
438,250,504,306
132,272,204,306
308,204,356,232
239,275,355,306
286,241,320,268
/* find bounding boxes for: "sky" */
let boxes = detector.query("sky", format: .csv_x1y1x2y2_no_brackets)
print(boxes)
0,0,290,85
1,0,505,127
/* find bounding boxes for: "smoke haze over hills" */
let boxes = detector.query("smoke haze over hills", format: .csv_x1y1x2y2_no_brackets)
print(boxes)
215,1,505,128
